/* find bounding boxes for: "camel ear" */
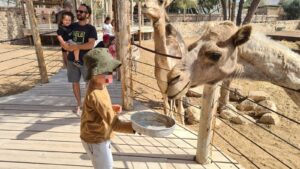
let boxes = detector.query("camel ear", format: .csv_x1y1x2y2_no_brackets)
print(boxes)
164,0,173,7
231,25,252,47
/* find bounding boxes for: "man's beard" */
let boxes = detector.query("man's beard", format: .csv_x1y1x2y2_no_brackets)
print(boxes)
77,15,86,21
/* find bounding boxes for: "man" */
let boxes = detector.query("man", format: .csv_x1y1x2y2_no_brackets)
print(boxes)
62,4,97,114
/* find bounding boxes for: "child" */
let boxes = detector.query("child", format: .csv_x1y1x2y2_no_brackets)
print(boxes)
56,11,81,67
108,36,116,59
82,48,135,169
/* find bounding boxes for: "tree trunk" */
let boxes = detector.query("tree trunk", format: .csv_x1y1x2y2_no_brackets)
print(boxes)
243,0,260,25
228,0,231,20
231,0,236,21
221,0,227,20
183,8,186,22
236,0,244,25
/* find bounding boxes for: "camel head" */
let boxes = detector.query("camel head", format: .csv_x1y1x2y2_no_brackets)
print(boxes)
167,21,252,99
142,0,173,21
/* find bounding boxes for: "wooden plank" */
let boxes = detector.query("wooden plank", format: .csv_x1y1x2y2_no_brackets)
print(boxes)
0,162,90,169
0,123,79,133
0,130,80,142
0,110,78,118
0,116,79,125
0,104,74,112
0,140,84,153
0,149,91,166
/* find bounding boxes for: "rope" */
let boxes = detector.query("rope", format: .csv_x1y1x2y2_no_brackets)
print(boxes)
220,100,300,152
132,42,182,60
214,131,260,169
217,117,292,169
0,31,56,44
128,58,171,71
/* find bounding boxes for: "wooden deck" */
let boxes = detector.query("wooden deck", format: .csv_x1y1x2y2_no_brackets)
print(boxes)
267,30,300,41
0,70,242,169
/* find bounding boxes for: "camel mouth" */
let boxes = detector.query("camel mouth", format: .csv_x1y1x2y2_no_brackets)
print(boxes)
168,81,191,100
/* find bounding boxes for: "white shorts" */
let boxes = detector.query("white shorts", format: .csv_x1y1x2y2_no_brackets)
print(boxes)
81,140,113,169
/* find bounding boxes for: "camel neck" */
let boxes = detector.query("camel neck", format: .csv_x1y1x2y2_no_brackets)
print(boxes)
235,32,300,90
153,18,167,54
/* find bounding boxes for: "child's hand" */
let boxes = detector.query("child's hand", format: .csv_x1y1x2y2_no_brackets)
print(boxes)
112,104,122,113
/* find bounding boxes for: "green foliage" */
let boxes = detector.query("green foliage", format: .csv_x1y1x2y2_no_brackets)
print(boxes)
173,0,198,10
198,0,220,14
281,0,300,19
244,0,265,7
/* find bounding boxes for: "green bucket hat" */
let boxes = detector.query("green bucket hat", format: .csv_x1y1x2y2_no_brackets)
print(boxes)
83,48,121,81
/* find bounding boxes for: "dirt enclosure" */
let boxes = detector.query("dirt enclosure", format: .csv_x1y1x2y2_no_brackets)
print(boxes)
132,39,300,169
0,44,63,96
0,37,299,169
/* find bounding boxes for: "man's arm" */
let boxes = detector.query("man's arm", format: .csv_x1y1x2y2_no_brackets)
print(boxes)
67,38,95,51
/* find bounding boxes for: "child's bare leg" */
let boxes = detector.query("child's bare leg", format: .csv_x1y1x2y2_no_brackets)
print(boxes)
74,49,80,62
62,51,68,68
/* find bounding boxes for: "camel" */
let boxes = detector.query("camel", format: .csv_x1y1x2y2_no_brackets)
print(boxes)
167,21,300,108
142,0,188,124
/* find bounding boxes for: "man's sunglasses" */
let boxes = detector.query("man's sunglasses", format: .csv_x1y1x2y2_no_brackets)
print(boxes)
76,10,87,14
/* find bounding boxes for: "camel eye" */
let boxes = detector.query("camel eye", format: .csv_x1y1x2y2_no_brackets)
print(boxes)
207,52,221,62
159,0,164,4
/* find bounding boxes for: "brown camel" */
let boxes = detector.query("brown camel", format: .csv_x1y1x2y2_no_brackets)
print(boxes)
167,21,300,108
142,0,188,124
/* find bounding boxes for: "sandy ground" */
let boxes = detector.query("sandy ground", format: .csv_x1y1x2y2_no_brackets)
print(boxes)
1,37,299,169
132,39,300,169
0,44,63,96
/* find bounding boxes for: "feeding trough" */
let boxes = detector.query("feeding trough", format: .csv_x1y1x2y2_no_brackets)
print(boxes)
131,111,176,137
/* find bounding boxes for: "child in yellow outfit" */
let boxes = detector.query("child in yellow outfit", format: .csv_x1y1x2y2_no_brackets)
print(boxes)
81,48,135,169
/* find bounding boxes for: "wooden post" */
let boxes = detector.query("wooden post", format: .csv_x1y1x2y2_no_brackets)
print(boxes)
114,0,133,110
25,0,48,84
196,83,221,164
90,0,94,25
138,0,142,45
108,0,113,17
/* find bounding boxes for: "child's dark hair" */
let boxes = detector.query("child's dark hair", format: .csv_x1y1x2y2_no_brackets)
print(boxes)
80,3,92,14
104,16,111,24
60,11,74,25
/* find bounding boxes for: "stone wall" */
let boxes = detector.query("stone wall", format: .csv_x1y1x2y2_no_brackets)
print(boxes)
0,7,25,44
171,20,300,38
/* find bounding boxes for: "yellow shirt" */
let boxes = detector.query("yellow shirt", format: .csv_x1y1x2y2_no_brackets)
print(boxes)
80,86,134,143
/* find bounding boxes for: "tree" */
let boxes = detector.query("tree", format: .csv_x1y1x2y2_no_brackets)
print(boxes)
244,0,266,7
236,0,244,25
230,0,236,21
281,0,300,19
243,0,260,24
198,0,220,14
173,0,198,20
220,0,227,20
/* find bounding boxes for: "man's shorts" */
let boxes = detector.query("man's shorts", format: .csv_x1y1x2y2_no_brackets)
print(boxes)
67,60,87,82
